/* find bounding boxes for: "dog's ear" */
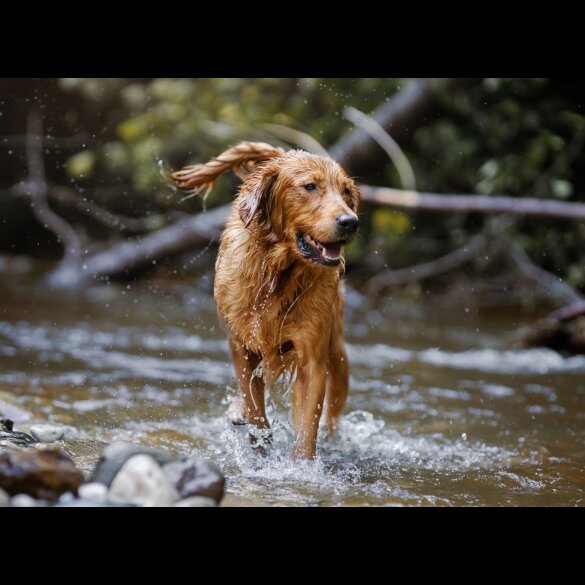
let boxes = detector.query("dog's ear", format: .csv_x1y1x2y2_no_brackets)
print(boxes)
239,169,278,228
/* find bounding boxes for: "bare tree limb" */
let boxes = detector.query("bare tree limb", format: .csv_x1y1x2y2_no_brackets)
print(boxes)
15,111,82,266
71,204,230,285
509,245,583,305
258,123,329,156
548,301,585,322
330,78,482,173
344,106,416,190
365,232,489,295
360,185,585,221
8,112,231,288
520,298,585,354
48,185,173,233
9,111,230,288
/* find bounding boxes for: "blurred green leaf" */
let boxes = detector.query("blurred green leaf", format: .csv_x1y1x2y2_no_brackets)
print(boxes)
66,151,96,179
372,209,411,238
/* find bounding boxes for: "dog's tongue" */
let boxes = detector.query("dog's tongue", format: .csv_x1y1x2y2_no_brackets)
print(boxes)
322,243,342,260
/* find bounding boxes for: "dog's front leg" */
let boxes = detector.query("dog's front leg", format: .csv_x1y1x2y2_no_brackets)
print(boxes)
291,355,327,460
325,341,349,439
228,339,271,453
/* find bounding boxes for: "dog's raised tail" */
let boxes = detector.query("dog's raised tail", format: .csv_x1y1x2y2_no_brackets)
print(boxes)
170,142,285,199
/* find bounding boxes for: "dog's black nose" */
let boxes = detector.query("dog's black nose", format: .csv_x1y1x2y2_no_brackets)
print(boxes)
336,214,360,234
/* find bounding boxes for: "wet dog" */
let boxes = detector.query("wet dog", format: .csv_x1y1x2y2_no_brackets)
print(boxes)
172,143,361,459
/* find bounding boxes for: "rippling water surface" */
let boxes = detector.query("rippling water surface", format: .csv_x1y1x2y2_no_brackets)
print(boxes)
1,280,584,506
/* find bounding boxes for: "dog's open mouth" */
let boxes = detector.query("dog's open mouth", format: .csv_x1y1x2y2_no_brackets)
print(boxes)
297,233,345,267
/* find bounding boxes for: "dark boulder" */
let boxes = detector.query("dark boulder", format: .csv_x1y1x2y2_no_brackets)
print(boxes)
163,456,225,504
0,448,83,501
91,443,226,505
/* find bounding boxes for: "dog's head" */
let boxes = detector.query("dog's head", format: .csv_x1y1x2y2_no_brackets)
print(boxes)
239,151,361,268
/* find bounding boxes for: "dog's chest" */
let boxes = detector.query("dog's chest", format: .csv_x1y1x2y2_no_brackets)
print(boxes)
215,238,341,360
219,274,337,355
242,284,305,353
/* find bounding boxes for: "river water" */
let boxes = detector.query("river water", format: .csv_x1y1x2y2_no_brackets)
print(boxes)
0,279,584,506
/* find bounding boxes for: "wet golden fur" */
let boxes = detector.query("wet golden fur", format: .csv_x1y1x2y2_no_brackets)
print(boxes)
171,142,361,459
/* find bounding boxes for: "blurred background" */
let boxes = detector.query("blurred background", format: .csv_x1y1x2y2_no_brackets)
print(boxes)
1,78,584,309
1,78,584,506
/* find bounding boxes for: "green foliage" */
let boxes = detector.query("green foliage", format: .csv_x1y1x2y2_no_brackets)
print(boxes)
413,79,585,198
405,78,585,287
58,78,585,290
372,208,411,239
67,150,96,179
60,78,405,198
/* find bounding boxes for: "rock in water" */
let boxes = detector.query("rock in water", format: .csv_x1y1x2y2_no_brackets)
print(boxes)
163,456,225,504
0,432,38,448
0,448,82,500
30,424,64,444
109,455,179,507
55,499,137,507
11,494,41,507
92,443,177,487
1,418,14,432
0,418,38,448
173,496,217,507
78,482,108,502
91,443,226,505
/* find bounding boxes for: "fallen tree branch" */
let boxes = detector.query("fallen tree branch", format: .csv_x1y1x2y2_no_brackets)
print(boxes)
360,185,585,221
9,111,231,288
521,299,585,354
68,204,230,285
49,185,174,233
548,301,585,321
509,245,583,305
330,78,481,173
514,233,585,354
365,232,489,296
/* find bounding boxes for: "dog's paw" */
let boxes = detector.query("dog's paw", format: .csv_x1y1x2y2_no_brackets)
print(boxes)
249,426,273,458
227,396,247,426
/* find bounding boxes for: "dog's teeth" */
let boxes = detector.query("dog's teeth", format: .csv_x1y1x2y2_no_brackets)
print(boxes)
305,234,321,249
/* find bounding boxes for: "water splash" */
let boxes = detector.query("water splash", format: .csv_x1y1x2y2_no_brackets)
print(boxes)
1,283,584,506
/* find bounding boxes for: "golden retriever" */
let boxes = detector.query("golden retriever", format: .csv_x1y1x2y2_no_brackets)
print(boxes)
172,142,361,459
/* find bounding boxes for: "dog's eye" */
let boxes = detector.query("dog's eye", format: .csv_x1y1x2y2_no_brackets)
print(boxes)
344,187,351,196
304,183,317,192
